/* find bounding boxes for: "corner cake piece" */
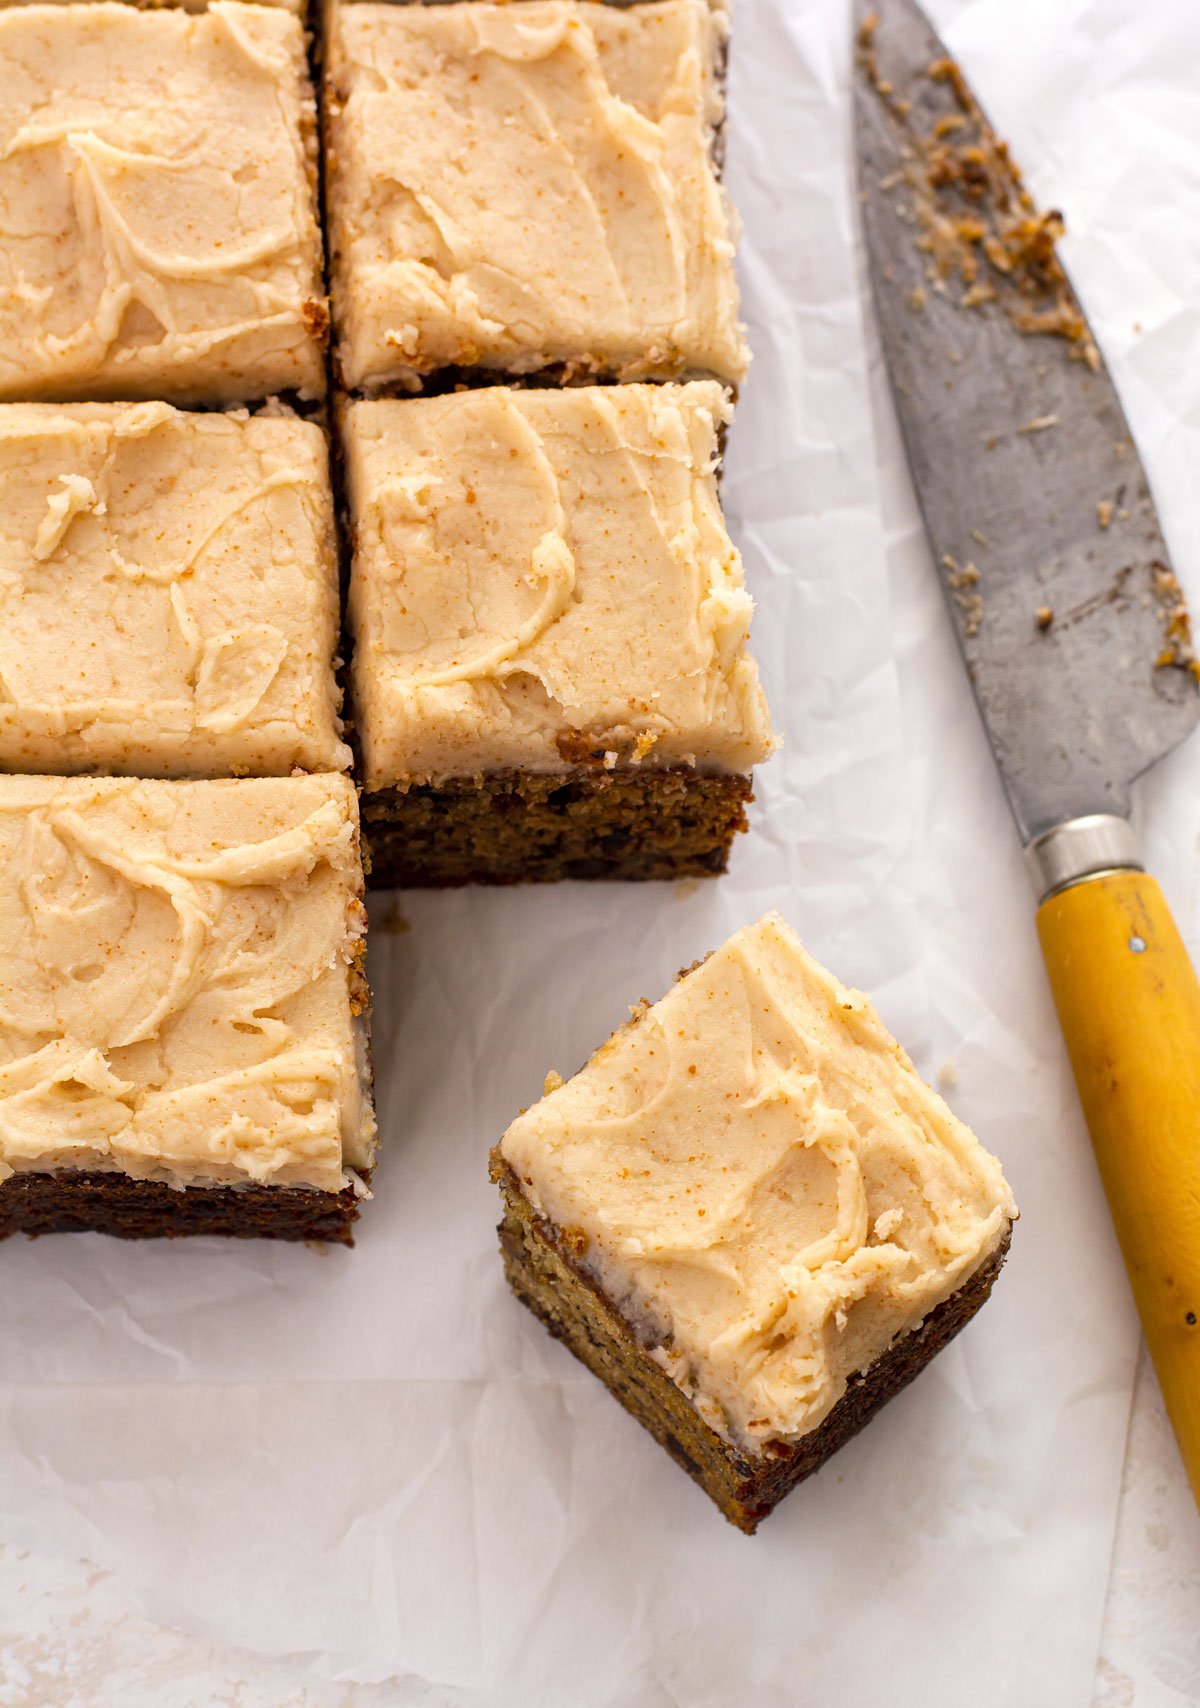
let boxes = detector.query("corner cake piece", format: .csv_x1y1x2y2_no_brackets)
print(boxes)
0,774,376,1244
492,914,1016,1530
0,2,326,404
341,381,775,886
0,403,350,779
324,0,746,393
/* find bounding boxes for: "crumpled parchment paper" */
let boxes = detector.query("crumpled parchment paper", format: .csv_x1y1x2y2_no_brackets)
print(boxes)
4,1,1200,1702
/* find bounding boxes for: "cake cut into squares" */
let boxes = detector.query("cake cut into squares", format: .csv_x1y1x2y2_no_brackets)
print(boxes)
0,2,326,404
492,914,1016,1530
325,0,746,393
0,774,375,1244
0,403,350,779
342,381,775,886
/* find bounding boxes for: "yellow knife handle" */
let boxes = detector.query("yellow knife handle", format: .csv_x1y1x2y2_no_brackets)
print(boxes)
1038,868,1200,1506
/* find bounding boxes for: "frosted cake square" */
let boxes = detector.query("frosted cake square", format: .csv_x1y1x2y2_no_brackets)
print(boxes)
325,0,745,392
0,774,375,1244
0,403,349,779
0,2,326,404
492,914,1015,1529
341,381,775,885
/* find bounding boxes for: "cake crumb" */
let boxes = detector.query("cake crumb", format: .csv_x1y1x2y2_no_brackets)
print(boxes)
909,285,927,311
939,1058,959,1089
1097,499,1114,529
1035,605,1054,630
560,1225,590,1259
1018,413,1058,435
859,37,1100,369
544,1069,565,1095
1151,562,1200,681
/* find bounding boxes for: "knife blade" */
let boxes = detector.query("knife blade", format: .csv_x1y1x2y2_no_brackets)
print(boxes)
854,0,1200,1507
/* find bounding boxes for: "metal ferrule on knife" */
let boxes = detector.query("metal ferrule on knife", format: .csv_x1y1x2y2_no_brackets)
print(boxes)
1025,814,1143,902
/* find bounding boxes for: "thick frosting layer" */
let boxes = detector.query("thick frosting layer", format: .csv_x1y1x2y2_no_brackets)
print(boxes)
343,382,775,787
501,914,1016,1449
0,403,349,777
0,775,374,1194
0,2,326,404
327,0,747,390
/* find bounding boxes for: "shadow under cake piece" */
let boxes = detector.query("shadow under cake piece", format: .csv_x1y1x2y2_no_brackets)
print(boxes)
492,914,1016,1530
0,774,376,1244
340,381,775,886
324,0,745,394
0,403,349,779
0,2,326,404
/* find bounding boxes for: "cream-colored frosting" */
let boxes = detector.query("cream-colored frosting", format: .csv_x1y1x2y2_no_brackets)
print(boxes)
0,403,350,778
326,0,747,391
0,2,326,405
501,914,1016,1450
342,382,775,788
0,0,302,9
0,774,374,1194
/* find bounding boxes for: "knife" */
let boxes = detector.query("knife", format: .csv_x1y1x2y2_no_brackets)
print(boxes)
854,0,1200,1504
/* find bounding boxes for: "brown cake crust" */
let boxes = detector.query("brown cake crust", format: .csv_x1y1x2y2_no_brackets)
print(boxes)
0,1169,367,1245
361,767,753,888
492,1156,1012,1532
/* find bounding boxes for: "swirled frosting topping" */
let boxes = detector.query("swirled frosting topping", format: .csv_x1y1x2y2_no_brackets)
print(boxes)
0,775,374,1194
501,914,1016,1449
327,0,747,390
343,382,775,788
0,2,326,404
0,403,350,778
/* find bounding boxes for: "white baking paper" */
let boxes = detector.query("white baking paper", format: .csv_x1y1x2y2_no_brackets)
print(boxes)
4,1,1200,1701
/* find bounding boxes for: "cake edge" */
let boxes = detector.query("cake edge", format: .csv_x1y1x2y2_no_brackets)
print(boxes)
360,767,755,888
490,1155,1013,1532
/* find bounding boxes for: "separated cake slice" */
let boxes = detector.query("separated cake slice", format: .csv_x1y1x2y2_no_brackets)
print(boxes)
324,0,745,393
0,774,375,1244
341,381,775,885
0,2,326,404
492,914,1016,1530
0,403,350,779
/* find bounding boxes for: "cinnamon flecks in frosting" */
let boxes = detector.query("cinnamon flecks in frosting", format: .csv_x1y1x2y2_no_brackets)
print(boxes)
325,0,747,391
0,404,350,778
0,774,375,1194
0,2,326,404
340,382,775,789
500,913,1016,1450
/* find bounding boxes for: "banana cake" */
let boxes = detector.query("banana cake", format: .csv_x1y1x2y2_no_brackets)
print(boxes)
324,0,745,393
492,913,1016,1529
0,403,349,779
0,773,376,1243
0,1,327,404
340,380,775,885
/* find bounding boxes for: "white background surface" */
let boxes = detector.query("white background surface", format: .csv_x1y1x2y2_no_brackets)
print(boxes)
4,0,1200,1701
